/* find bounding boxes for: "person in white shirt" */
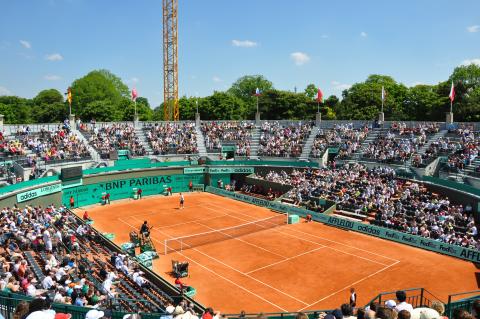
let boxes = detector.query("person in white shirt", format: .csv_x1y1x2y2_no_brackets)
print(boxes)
42,273,55,290
394,290,414,313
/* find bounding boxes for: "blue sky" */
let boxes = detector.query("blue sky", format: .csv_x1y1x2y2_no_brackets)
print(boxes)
0,0,479,107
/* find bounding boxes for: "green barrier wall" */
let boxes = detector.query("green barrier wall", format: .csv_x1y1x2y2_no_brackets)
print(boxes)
206,186,480,263
206,159,320,168
64,173,204,207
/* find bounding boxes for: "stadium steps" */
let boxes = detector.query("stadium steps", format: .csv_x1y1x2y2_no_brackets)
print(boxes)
358,128,382,157
76,129,102,161
464,158,480,176
194,126,208,157
134,127,153,155
249,127,261,159
417,129,448,155
298,126,319,160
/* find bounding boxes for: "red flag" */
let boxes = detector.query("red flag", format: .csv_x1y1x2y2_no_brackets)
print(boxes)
131,88,138,101
317,87,323,102
448,81,455,103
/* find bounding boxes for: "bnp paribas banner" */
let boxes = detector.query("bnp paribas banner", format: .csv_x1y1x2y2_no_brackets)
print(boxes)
64,174,203,208
206,186,480,264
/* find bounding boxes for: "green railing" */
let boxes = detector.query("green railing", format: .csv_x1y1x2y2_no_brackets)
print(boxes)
421,176,480,197
0,175,59,196
0,292,171,319
445,290,480,318
206,159,320,168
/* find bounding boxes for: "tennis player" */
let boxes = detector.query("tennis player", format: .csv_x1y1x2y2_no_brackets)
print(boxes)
179,193,185,209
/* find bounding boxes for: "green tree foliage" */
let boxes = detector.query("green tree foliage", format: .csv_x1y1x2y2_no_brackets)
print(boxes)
0,66,479,123
304,84,317,100
32,89,67,123
0,96,31,123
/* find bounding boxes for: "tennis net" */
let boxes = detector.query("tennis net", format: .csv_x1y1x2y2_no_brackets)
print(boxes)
164,214,287,254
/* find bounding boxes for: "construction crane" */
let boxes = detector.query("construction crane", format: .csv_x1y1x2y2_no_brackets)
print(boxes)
163,0,179,121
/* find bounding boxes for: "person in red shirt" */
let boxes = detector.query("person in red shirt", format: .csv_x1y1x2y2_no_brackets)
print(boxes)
137,188,142,199
69,196,75,208
175,277,189,293
105,193,111,204
188,181,193,192
305,214,312,223
83,211,92,221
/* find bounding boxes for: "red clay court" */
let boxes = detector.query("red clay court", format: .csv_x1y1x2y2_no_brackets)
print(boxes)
78,192,479,313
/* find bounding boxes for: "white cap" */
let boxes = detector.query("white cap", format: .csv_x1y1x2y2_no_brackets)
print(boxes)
85,310,105,319
26,310,55,319
385,300,397,309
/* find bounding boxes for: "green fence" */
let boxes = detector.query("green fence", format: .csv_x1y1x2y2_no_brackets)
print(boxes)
421,176,480,197
206,159,320,168
206,187,480,263
63,173,204,207
0,175,59,196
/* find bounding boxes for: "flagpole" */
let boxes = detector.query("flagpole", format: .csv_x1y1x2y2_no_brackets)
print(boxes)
450,100,452,114
381,98,384,113
134,100,137,119
256,95,259,114
317,100,320,114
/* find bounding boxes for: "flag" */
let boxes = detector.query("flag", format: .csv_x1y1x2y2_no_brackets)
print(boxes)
67,87,72,105
131,88,138,101
254,88,261,96
381,86,386,101
317,87,323,103
449,81,455,103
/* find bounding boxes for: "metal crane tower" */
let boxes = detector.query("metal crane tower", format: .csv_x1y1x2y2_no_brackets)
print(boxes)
163,0,179,121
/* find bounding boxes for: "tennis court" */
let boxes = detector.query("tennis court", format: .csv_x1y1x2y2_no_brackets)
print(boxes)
80,192,478,313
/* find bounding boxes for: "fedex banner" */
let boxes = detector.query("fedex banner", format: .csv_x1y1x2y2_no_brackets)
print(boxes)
206,186,480,263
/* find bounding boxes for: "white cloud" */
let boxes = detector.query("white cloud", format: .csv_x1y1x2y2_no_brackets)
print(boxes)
19,40,31,49
360,31,368,38
45,53,63,61
126,77,140,84
461,58,480,66
331,81,351,91
290,52,310,66
0,86,12,96
231,40,258,48
212,76,222,82
467,25,479,33
44,74,62,81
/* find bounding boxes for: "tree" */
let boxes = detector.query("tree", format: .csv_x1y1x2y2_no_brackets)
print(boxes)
32,89,67,123
228,75,273,100
122,97,153,121
33,89,63,105
98,69,130,98
0,96,32,123
70,70,125,121
304,84,317,100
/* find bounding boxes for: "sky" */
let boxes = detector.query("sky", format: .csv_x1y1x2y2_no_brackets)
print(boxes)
0,0,479,107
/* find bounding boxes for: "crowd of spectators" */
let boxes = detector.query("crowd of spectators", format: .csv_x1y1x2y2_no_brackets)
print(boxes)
311,124,368,158
145,123,198,155
363,131,426,163
0,203,173,315
390,122,440,135
253,163,478,249
201,121,253,156
258,122,312,157
86,124,146,157
445,128,479,173
20,128,90,162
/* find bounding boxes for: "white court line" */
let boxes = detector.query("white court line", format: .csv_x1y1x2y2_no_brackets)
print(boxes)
206,201,400,263
130,215,310,307
205,203,392,267
130,203,205,218
297,260,401,311
245,247,325,274
140,213,231,230
192,218,288,259
117,217,289,312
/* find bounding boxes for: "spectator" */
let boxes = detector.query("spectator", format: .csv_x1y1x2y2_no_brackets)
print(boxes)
395,290,414,313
